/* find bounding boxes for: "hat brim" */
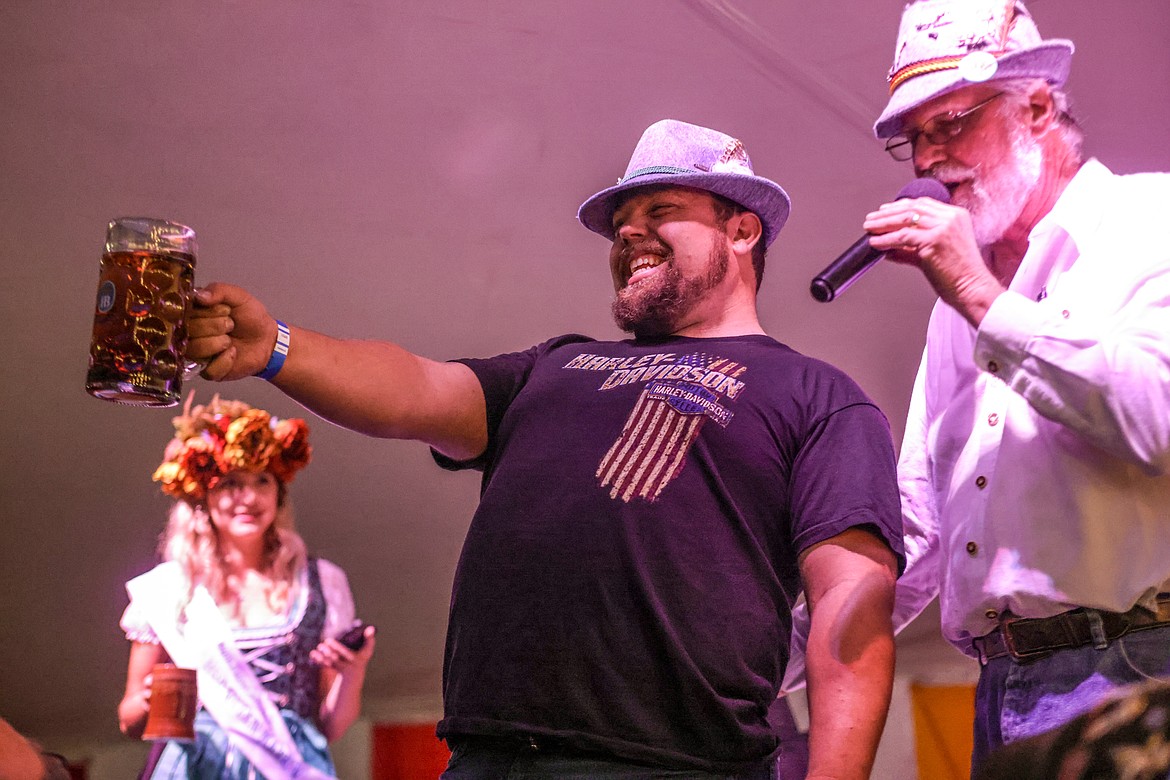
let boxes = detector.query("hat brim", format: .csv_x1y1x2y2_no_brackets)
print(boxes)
874,41,1074,139
577,171,791,248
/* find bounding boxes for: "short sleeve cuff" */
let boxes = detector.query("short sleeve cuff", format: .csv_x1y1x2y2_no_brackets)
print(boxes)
119,600,160,644
317,558,356,639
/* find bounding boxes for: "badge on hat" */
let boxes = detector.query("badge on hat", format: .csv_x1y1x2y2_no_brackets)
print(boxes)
957,51,999,82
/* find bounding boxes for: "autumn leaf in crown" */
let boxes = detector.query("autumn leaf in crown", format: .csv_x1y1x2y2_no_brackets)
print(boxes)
269,418,312,483
154,434,223,500
221,409,278,472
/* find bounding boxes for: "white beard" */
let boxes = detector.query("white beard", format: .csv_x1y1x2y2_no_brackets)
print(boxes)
936,122,1044,247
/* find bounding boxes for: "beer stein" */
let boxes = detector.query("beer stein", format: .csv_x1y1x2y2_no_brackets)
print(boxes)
85,217,197,407
142,664,198,741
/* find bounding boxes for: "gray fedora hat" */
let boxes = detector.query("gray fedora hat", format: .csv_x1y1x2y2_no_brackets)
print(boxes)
577,119,791,247
874,0,1074,139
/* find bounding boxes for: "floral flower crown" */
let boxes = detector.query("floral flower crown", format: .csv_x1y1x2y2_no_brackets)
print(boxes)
153,394,312,501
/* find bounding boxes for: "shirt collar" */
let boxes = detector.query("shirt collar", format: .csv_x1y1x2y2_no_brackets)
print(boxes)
1030,158,1113,247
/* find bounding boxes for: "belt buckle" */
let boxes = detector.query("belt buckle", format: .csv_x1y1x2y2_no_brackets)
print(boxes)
1000,616,1053,662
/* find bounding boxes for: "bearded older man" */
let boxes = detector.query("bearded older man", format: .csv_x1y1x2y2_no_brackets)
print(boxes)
860,0,1170,773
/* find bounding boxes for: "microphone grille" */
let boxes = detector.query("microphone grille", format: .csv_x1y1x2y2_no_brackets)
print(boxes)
896,178,951,204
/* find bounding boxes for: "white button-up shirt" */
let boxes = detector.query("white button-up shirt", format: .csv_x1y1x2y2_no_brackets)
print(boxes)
895,159,1170,656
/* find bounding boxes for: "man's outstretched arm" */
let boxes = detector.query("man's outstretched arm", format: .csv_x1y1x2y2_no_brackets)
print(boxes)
188,281,487,461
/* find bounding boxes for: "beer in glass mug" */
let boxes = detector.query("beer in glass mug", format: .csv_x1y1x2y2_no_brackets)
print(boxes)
85,217,197,407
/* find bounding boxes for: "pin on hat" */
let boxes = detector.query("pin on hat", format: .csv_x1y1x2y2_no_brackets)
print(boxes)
874,0,1074,139
577,119,791,247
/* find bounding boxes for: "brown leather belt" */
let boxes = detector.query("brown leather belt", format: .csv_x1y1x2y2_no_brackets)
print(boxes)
973,599,1170,664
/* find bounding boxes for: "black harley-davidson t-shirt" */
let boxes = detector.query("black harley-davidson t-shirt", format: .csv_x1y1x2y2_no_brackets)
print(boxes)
433,333,903,772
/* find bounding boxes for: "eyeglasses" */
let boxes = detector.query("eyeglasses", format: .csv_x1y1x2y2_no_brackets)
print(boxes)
884,92,1004,161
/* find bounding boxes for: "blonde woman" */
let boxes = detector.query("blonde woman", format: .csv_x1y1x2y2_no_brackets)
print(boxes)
118,396,375,779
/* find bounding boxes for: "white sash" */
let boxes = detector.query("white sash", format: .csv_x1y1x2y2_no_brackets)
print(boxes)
127,568,334,780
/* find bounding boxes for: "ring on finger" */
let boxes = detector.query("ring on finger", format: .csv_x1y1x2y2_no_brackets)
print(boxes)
909,212,921,227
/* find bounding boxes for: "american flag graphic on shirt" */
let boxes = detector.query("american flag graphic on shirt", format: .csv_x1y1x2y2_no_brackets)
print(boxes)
564,349,747,504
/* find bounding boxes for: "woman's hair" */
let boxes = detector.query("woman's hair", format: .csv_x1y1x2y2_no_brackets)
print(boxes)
160,480,308,621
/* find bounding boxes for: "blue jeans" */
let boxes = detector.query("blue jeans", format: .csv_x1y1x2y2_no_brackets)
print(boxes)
440,737,777,780
972,623,1170,775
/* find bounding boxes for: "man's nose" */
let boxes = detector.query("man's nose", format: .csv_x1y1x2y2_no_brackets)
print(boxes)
616,218,648,242
913,136,949,174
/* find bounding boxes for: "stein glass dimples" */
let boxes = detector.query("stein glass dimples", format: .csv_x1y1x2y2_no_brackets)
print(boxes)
85,217,196,407
142,664,198,741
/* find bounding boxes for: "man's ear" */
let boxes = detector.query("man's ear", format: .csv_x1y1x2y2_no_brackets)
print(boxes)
731,211,763,255
1027,81,1058,134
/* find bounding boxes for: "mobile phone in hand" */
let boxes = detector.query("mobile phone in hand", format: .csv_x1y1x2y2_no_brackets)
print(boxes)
338,622,370,651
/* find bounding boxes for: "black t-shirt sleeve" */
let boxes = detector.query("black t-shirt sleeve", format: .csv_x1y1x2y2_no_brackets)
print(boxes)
788,400,905,575
431,333,596,472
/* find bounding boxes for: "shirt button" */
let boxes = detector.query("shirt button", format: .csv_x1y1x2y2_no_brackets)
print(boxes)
985,609,999,620
987,413,999,427
987,360,999,373
975,475,988,489
1061,310,1070,319
966,541,978,556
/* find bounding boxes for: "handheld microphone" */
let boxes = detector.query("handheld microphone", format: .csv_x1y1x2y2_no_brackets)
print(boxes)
809,178,951,302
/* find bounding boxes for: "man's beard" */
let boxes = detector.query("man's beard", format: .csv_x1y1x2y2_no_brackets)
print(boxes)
931,120,1043,247
611,238,730,337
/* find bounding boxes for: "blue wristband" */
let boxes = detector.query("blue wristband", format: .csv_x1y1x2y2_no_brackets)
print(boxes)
255,320,291,381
